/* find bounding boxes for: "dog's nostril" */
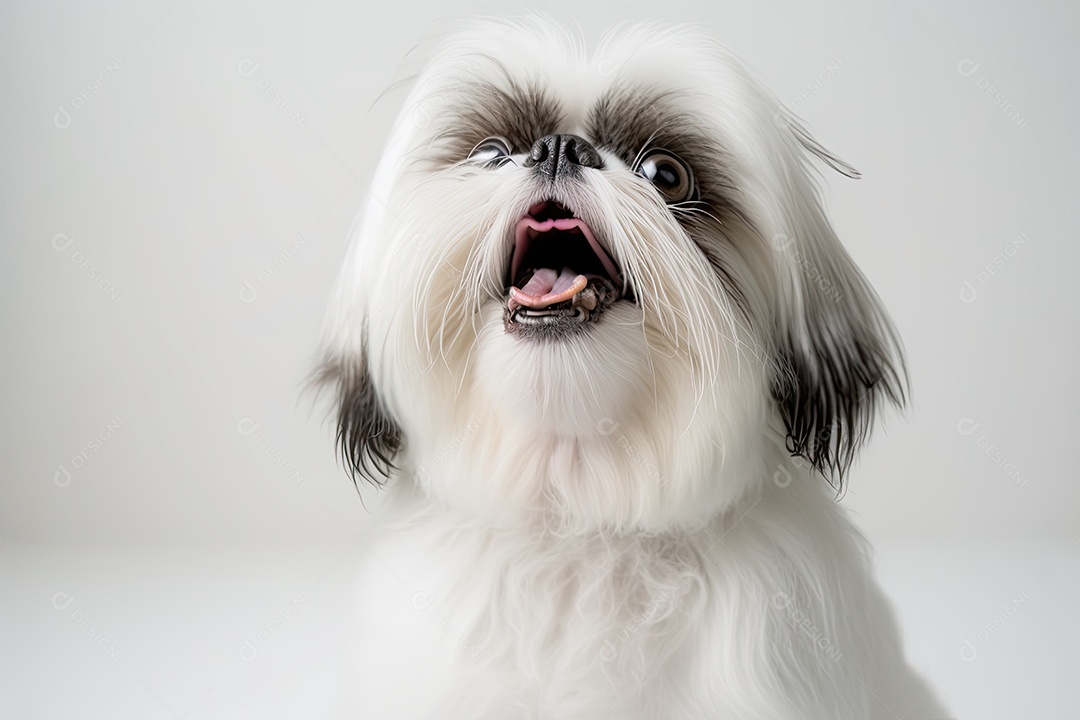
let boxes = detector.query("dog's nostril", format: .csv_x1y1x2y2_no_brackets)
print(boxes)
563,137,602,170
526,138,551,165
564,140,580,165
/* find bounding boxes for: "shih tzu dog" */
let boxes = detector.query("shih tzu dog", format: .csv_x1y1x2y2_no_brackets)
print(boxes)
314,17,947,720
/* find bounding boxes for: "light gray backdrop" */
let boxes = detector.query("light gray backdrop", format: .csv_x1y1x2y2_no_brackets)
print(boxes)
3,0,1075,544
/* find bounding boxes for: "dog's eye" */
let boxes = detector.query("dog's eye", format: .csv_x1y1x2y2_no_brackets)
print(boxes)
468,136,512,165
637,150,696,203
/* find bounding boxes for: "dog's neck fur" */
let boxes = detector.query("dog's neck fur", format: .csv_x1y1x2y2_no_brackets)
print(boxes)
371,464,881,718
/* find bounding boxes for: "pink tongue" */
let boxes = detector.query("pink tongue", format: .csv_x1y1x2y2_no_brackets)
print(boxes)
508,267,587,310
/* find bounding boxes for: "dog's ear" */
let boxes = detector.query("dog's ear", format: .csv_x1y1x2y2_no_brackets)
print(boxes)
769,121,907,485
311,347,403,488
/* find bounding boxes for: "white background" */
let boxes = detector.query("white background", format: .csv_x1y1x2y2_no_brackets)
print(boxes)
2,1,1077,718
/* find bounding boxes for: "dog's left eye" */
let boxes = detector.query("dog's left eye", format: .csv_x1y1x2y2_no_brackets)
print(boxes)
637,150,696,203
468,136,512,165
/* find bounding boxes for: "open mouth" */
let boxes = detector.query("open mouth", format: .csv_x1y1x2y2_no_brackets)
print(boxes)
504,201,625,336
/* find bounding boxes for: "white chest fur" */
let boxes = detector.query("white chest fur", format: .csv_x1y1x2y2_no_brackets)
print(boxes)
340,482,943,720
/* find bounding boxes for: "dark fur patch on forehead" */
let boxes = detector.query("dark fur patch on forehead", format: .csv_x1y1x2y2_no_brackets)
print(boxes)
423,58,563,166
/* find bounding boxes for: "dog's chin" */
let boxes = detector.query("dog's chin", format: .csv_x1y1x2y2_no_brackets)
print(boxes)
474,299,654,437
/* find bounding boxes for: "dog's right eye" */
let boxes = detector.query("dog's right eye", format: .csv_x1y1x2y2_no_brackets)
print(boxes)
637,149,696,204
468,136,511,165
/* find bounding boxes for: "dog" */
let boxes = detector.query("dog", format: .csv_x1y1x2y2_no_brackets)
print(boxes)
313,17,947,720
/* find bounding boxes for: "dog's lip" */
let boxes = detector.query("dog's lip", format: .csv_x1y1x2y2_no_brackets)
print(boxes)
507,208,621,299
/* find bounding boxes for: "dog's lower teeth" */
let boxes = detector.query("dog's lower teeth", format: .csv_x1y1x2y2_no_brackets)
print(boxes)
513,306,587,324
504,275,622,337
573,287,598,311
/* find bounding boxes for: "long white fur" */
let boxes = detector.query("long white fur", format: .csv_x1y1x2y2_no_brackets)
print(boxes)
319,17,946,720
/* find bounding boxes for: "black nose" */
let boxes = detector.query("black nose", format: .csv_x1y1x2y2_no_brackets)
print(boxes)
523,134,604,179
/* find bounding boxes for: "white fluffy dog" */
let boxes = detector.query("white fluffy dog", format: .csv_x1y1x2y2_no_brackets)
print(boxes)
314,17,947,720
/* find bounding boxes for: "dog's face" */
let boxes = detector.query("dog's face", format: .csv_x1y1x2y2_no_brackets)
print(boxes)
317,19,905,531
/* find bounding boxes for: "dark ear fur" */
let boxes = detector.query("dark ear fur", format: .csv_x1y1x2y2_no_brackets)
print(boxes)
311,348,402,488
768,131,907,484
772,311,906,486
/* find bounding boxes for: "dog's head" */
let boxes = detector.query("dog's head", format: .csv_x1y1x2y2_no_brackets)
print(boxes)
315,18,905,531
